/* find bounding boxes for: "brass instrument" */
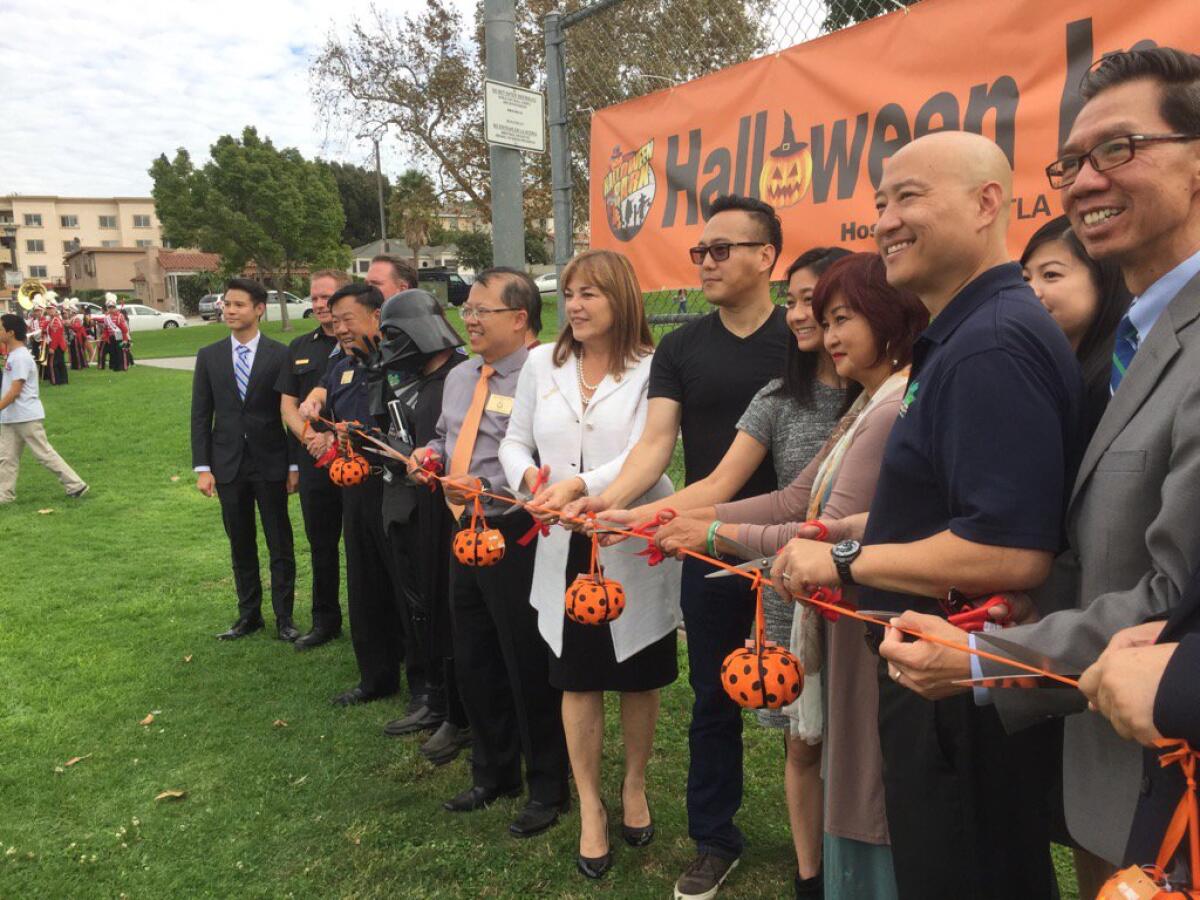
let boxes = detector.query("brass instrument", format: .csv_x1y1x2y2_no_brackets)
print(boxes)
17,277,46,311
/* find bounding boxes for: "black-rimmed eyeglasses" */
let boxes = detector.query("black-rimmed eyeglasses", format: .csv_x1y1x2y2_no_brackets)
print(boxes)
688,241,766,265
1045,133,1200,188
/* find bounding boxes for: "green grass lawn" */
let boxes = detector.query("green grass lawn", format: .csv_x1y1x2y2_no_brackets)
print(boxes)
0,366,1081,898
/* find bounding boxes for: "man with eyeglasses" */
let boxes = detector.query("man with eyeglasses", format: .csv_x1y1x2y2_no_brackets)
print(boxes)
409,268,569,840
564,195,789,899
861,47,1200,885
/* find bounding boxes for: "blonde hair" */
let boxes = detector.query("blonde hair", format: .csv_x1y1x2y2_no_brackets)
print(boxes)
552,249,653,377
310,268,352,288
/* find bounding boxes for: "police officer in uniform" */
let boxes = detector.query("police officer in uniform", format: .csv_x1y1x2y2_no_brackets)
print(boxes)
277,269,349,650
298,283,415,707
366,290,473,763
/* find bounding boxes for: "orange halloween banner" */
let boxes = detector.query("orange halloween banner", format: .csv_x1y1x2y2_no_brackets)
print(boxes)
588,0,1200,291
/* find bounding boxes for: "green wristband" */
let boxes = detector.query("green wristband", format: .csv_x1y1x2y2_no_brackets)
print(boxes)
706,520,723,557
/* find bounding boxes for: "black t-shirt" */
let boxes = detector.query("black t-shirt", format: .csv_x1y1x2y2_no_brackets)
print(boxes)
275,327,339,480
648,306,789,500
859,263,1084,614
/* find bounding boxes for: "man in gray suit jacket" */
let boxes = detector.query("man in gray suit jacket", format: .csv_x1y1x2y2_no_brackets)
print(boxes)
879,47,1200,869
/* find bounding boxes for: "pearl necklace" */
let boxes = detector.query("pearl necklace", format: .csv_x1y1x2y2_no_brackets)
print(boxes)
576,349,602,392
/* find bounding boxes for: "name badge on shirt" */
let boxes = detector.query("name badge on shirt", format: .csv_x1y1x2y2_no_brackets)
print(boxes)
340,369,355,385
295,358,310,365
485,394,513,415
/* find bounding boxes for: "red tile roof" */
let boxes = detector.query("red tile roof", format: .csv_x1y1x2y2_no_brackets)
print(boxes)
158,250,220,272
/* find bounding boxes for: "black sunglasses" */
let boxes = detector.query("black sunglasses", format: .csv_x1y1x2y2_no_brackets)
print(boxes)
688,241,766,265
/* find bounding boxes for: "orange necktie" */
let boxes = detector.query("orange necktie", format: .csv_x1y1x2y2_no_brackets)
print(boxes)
447,363,495,517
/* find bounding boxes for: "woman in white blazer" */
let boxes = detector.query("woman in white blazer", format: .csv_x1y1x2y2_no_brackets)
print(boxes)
499,249,681,880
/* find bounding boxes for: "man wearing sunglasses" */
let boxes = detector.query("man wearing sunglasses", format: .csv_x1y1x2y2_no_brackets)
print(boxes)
564,195,790,900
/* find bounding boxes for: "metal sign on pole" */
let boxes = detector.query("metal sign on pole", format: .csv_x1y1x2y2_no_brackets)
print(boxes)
484,80,546,154
483,0,526,270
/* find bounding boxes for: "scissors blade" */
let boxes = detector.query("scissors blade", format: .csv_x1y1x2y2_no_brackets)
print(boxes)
852,609,904,621
952,673,1072,690
717,535,771,562
974,631,1082,680
705,556,778,578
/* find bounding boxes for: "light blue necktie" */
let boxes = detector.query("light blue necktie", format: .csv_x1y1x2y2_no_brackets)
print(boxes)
235,344,252,401
1109,314,1138,396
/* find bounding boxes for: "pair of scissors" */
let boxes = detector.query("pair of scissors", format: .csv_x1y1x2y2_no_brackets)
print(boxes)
857,590,1015,634
703,534,778,578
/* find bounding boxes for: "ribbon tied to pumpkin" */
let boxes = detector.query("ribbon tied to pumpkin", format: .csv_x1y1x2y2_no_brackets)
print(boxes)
564,524,626,626
720,572,805,710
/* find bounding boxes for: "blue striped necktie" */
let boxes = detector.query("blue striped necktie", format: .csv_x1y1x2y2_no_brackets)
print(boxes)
1109,314,1138,396
235,344,252,401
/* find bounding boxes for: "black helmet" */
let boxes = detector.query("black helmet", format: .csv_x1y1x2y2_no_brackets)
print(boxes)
378,289,463,371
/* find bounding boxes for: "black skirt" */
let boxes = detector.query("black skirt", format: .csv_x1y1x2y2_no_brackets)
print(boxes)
548,532,678,693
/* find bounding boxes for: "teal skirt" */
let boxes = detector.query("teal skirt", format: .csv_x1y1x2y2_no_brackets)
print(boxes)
824,833,899,900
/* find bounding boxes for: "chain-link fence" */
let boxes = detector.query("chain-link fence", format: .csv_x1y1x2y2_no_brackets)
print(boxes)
543,0,912,338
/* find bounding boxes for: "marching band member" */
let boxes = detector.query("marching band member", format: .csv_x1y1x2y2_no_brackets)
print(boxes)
101,296,131,372
67,301,89,370
43,304,68,386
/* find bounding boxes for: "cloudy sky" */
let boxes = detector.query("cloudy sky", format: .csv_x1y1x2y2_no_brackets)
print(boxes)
0,0,476,198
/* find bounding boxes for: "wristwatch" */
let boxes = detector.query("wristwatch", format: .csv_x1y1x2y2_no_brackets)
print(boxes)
831,539,862,586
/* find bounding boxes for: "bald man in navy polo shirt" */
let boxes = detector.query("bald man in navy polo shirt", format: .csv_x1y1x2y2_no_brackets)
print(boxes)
770,132,1083,899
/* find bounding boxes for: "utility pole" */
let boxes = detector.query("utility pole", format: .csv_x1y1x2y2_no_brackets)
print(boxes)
373,135,388,254
483,0,525,268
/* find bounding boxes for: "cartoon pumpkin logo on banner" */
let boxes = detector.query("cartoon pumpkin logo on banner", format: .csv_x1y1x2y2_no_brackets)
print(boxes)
758,113,812,210
603,139,656,242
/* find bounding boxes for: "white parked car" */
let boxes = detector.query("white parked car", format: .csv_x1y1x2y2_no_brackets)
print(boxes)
533,272,558,295
261,291,313,322
120,304,188,331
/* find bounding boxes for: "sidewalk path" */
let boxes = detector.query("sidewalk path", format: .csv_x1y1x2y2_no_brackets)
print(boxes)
138,357,196,371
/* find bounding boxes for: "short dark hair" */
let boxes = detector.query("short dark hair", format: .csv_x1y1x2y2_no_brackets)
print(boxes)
329,281,385,312
2,313,26,341
1081,47,1200,135
371,255,419,291
224,278,267,306
475,267,542,335
708,195,784,271
811,253,929,371
776,246,856,407
1021,215,1132,396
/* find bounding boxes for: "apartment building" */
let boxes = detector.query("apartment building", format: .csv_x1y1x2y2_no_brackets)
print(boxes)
0,195,163,289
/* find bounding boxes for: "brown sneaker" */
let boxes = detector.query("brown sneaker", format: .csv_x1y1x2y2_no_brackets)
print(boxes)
674,852,740,900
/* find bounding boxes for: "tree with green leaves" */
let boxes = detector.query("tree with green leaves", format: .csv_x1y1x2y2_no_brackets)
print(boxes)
319,159,390,248
149,127,349,330
442,225,553,272
389,169,440,272
823,0,921,31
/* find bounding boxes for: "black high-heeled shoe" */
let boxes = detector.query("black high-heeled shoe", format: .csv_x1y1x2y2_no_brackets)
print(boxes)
620,779,655,848
576,801,612,880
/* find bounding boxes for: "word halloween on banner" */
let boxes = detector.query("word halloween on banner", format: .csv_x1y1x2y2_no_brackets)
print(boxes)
589,0,1200,290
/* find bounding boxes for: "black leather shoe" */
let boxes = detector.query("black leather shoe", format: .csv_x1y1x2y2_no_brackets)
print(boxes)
577,802,612,879
276,620,301,642
577,850,613,880
509,797,570,838
294,627,340,651
331,686,373,707
443,784,521,813
620,779,655,847
383,705,444,736
216,618,264,640
420,722,472,766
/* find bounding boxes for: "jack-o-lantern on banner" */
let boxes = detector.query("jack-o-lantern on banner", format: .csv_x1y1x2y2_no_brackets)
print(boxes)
758,113,812,210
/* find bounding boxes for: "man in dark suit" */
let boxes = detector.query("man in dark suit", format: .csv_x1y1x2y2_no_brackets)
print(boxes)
1081,567,1200,878
191,278,298,641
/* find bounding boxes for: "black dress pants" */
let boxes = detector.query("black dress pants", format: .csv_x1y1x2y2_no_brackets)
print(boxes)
877,677,1060,900
342,476,404,698
215,475,296,624
297,473,343,633
451,510,568,804
386,521,430,700
104,337,128,371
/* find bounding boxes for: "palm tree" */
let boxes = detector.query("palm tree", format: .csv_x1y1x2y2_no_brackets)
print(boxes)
389,169,439,271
